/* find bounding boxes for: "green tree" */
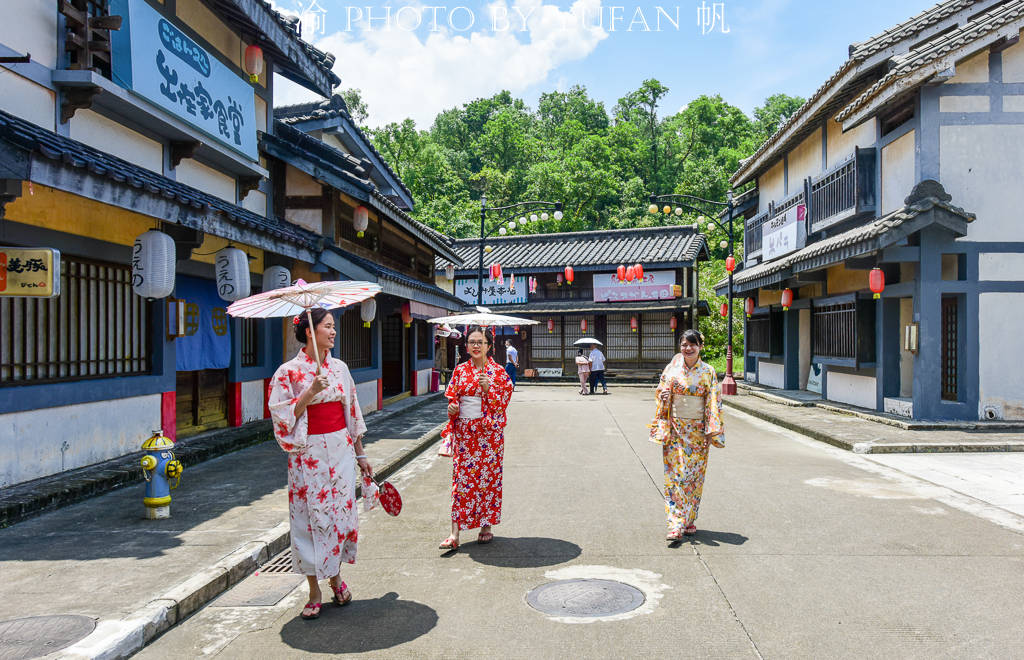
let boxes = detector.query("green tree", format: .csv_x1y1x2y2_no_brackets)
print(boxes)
340,88,369,127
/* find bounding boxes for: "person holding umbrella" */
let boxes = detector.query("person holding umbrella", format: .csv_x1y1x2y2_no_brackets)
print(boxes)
438,325,514,550
267,307,372,620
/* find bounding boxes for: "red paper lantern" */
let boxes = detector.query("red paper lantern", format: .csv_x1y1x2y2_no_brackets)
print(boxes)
720,302,729,318
617,265,626,282
625,265,635,282
630,316,638,332
869,267,885,299
495,263,503,282
564,266,574,285
745,297,755,318
669,316,678,331
580,318,588,332
514,325,520,333
244,44,263,83
635,263,644,281
725,255,736,273
781,288,794,311
401,302,413,327
547,319,555,333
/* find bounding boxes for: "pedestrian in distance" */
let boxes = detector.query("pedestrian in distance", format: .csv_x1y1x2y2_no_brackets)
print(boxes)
649,329,725,542
267,307,374,620
588,344,608,394
574,348,591,395
504,338,519,390
439,325,514,551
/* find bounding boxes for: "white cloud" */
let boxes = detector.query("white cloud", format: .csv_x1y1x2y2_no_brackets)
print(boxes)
273,0,608,128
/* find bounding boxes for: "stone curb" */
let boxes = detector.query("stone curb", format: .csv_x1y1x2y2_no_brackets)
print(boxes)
57,419,447,660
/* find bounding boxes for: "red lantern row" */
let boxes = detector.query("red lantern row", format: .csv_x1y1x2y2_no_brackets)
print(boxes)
616,263,645,283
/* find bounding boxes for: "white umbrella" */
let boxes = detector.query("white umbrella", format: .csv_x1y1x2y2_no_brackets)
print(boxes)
227,278,382,368
574,337,603,346
427,306,538,328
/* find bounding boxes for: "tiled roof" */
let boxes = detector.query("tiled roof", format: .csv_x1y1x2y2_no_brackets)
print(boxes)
495,299,699,315
275,95,412,202
328,245,465,308
850,0,980,59
437,225,709,272
0,109,319,249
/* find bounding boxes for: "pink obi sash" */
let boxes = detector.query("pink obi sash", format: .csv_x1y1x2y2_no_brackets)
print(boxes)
307,402,346,435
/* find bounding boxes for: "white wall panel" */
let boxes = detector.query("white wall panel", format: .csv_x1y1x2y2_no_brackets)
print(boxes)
0,73,55,129
758,361,784,388
356,378,379,415
69,109,163,173
241,379,265,423
826,371,876,409
978,293,1024,420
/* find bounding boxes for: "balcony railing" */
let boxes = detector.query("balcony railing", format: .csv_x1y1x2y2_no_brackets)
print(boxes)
744,209,770,262
809,147,877,234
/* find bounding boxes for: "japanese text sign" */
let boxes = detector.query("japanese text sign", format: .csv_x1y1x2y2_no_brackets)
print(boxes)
593,269,676,302
111,0,258,160
0,248,61,298
455,277,527,305
762,204,806,260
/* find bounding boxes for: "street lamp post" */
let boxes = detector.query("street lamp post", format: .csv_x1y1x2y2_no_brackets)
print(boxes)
476,194,563,305
648,191,738,395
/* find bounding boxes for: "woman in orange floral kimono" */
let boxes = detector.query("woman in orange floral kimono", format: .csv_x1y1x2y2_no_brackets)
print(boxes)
268,307,373,620
650,329,725,541
438,325,514,551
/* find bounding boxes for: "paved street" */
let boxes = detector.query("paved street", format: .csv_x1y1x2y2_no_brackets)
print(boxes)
138,385,1024,659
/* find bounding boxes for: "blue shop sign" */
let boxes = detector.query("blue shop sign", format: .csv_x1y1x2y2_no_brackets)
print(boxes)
111,0,258,160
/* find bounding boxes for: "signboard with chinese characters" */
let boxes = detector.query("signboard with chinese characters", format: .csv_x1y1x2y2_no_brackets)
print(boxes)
762,204,807,261
455,277,528,305
0,248,61,298
593,270,676,303
111,0,258,160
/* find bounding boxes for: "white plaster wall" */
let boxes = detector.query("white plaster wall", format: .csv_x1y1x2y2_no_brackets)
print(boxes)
69,109,163,173
321,133,351,155
0,0,58,68
434,273,455,294
241,379,265,423
0,394,161,487
826,371,876,409
825,117,876,169
899,298,914,398
286,166,322,195
242,190,267,216
881,130,916,216
285,208,323,233
939,95,990,113
940,125,1024,242
1001,32,1024,83
1003,96,1024,112
757,161,785,213
978,253,1024,281
0,72,55,129
758,361,784,389
978,292,1024,420
254,95,268,133
947,50,989,84
356,378,379,415
786,130,823,185
175,159,237,203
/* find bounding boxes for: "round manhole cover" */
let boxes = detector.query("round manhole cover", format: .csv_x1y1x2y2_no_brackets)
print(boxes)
0,615,96,660
526,579,645,617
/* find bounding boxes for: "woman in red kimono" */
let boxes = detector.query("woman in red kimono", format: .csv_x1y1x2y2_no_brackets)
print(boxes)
439,325,514,551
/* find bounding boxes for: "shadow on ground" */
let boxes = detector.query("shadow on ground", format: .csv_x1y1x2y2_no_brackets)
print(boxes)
279,592,436,653
452,536,583,568
668,530,749,548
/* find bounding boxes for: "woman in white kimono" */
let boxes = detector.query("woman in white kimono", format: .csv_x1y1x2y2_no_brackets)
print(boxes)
268,307,373,620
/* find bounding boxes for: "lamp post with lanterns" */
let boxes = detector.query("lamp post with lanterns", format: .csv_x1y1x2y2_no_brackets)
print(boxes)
648,191,738,395
476,194,563,306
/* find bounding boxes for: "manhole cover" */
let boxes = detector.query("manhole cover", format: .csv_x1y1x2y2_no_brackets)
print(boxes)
526,579,645,617
0,614,96,660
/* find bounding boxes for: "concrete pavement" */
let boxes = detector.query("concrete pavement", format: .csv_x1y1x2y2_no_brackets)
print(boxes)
137,386,1024,659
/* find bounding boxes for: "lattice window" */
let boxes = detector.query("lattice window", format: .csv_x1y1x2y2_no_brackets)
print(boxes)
60,0,119,79
941,296,958,401
416,319,429,360
812,302,856,359
606,313,638,363
530,317,562,362
562,315,595,365
338,306,371,369
1,256,150,384
240,317,259,367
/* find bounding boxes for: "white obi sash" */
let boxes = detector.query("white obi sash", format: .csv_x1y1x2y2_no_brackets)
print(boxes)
671,394,704,421
459,395,484,420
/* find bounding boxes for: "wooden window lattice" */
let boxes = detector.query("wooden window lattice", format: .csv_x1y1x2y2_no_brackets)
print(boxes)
941,297,958,401
416,319,429,360
339,307,371,369
640,311,676,364
60,0,118,78
812,302,856,359
530,317,562,362
605,313,638,363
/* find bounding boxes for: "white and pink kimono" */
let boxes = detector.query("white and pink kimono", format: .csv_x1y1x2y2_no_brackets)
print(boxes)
268,348,367,579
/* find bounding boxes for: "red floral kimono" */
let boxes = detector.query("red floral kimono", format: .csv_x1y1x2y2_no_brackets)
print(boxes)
268,349,366,579
442,358,514,530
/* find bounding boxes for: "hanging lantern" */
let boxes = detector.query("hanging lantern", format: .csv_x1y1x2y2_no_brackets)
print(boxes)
131,230,176,299
564,266,574,285
353,205,369,237
725,255,736,273
648,203,658,214
630,316,638,332
662,205,671,214
669,316,678,331
360,298,376,328
781,288,794,311
489,264,497,281
745,297,755,318
625,265,635,282
262,265,290,292
635,263,644,281
215,247,251,302
243,44,263,83
401,301,413,327
557,273,564,286
547,318,555,333
617,265,626,282
508,271,516,292
720,302,729,318
514,325,520,333
445,263,455,281
495,263,503,282
580,318,588,333
869,267,885,299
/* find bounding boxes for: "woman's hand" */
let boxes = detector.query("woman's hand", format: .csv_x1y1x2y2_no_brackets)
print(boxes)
478,371,490,394
357,457,373,477
447,400,460,416
659,388,671,403
307,373,329,397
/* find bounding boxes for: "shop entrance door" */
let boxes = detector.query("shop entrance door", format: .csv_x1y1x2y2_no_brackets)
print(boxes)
176,369,228,437
381,314,406,397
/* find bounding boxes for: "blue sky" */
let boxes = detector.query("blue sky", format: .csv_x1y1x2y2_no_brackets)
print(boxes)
271,0,937,127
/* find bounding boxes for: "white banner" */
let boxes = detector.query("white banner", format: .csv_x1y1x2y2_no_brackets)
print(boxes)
762,204,806,260
593,270,676,303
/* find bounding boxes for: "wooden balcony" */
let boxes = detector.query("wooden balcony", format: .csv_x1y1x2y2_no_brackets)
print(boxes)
809,147,877,234
744,209,770,262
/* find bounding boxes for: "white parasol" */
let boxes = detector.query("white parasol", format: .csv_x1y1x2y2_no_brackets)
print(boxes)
226,278,381,368
427,306,539,328
573,337,603,346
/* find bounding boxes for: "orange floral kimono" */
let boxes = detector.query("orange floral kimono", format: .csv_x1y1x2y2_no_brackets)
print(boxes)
650,356,724,534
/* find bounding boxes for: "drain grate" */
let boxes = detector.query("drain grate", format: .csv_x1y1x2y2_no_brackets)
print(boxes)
526,579,645,618
260,548,293,574
0,614,96,660
213,574,302,608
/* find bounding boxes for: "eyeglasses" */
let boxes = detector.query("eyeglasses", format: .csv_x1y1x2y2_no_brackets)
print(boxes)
467,340,486,347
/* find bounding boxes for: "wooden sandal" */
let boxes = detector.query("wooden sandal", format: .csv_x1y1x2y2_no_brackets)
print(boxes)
301,602,322,620
331,581,352,606
477,531,494,544
439,536,459,551
683,525,697,536
666,530,683,542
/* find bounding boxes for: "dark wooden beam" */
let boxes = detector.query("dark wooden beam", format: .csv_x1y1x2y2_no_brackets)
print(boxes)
238,175,262,199
285,195,325,209
60,85,102,123
844,256,879,270
170,140,201,169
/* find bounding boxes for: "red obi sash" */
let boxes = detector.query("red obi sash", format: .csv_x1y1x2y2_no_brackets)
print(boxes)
306,401,346,435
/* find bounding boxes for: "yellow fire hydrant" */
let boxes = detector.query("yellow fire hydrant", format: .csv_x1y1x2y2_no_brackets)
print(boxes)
140,430,183,519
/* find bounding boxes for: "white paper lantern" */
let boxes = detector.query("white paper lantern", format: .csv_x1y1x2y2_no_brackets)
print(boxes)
262,265,290,292
360,298,376,328
353,205,369,237
445,263,455,280
132,230,176,299
215,247,251,301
